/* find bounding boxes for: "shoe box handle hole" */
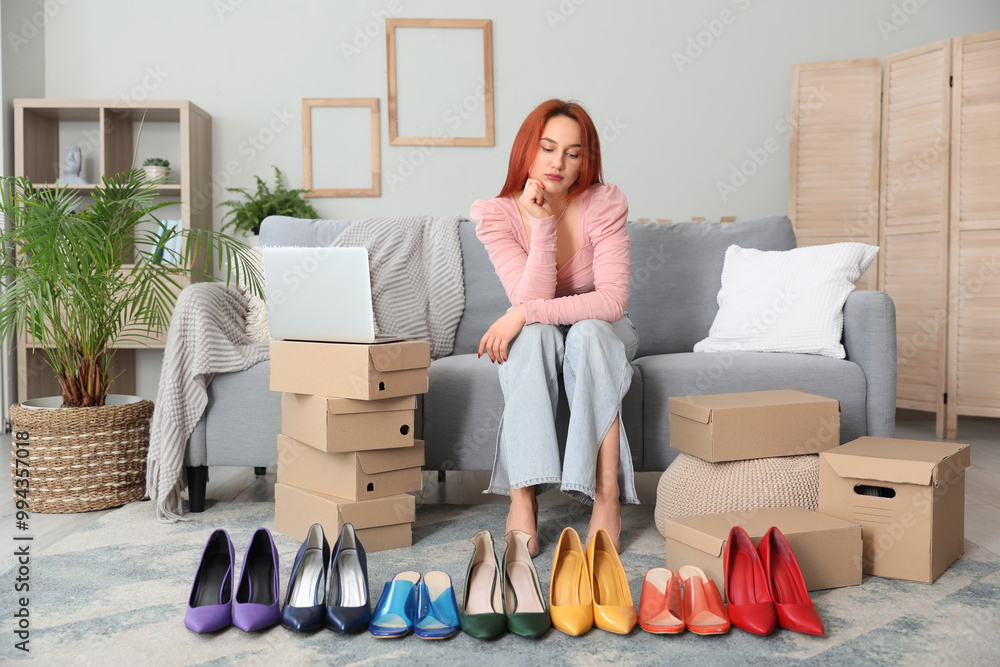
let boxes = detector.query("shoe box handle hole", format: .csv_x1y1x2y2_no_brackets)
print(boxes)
400,424,409,435
379,381,385,392
367,482,374,492
854,484,895,499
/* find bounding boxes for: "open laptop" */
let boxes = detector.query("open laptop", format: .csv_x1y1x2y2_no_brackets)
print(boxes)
261,246,415,343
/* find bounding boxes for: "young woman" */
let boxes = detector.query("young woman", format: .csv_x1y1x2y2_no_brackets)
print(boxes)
470,99,638,557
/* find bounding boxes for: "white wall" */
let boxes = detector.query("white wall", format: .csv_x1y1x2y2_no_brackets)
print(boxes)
38,0,1000,220
18,0,1000,399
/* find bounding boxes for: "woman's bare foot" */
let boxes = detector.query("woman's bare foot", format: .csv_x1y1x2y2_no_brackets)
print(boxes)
586,495,621,552
507,486,539,557
588,414,623,551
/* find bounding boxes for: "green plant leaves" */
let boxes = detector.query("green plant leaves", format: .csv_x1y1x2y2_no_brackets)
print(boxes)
218,165,318,234
0,168,264,406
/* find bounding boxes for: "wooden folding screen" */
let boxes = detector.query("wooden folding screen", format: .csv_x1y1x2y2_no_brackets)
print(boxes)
789,59,882,290
878,40,952,435
790,30,1000,438
946,30,1000,438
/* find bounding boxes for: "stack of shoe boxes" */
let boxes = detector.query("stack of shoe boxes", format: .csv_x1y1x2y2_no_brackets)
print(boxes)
661,390,864,593
662,389,975,587
269,339,431,552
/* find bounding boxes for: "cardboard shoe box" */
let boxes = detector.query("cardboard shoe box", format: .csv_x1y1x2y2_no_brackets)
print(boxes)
663,506,862,596
819,437,971,583
281,393,416,453
274,482,416,552
277,434,424,501
668,390,841,462
270,339,430,399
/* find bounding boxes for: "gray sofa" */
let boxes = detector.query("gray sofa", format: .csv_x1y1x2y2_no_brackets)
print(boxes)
184,214,896,511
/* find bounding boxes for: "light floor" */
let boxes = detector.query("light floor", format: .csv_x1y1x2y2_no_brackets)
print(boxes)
2,409,998,570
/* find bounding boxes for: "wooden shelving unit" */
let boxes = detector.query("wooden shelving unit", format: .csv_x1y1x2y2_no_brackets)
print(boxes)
13,99,212,402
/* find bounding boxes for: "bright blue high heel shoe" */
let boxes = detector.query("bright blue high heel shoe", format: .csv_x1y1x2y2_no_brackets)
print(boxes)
369,571,420,638
415,571,460,640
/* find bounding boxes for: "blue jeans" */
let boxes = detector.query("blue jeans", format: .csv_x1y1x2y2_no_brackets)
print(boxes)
486,312,640,505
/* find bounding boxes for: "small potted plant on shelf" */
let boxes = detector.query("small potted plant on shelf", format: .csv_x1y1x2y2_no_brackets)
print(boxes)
0,166,263,514
142,157,170,182
218,165,318,235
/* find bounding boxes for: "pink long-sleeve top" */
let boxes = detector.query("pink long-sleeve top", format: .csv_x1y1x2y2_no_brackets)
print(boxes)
471,182,630,326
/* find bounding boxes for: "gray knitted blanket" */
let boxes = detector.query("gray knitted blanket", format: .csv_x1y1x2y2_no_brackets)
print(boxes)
331,215,466,360
146,284,269,522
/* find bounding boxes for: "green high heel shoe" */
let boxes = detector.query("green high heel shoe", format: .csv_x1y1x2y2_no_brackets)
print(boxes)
459,530,506,639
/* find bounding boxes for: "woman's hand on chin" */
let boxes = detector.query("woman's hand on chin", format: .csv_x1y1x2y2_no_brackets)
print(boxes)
519,178,551,219
479,305,527,364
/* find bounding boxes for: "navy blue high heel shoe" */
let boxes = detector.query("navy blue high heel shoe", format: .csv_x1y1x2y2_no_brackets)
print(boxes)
325,522,372,632
280,523,330,632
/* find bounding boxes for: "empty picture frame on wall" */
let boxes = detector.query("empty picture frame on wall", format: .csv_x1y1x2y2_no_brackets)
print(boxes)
302,98,381,197
386,18,494,146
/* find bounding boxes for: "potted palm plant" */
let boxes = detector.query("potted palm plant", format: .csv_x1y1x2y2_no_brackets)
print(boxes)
0,167,263,513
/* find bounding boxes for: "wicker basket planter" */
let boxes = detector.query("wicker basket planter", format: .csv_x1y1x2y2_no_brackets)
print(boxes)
9,396,154,514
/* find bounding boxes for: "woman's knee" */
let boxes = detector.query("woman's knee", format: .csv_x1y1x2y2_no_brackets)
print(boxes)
511,322,564,354
565,319,618,352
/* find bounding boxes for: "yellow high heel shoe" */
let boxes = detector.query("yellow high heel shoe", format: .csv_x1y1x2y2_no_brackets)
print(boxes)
549,527,593,636
586,528,636,634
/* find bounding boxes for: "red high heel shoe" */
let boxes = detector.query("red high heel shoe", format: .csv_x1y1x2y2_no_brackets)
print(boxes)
757,526,824,635
723,526,776,635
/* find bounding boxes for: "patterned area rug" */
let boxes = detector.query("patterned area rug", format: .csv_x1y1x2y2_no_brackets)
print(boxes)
4,499,999,665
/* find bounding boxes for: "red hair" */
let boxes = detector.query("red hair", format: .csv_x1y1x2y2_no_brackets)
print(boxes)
498,99,603,199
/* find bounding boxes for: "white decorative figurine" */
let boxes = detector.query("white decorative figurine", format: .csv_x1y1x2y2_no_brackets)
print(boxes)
57,145,87,185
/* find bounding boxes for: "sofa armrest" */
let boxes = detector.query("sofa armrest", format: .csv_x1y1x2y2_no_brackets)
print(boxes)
842,290,896,438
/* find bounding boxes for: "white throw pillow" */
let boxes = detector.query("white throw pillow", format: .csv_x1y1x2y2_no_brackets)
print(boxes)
693,243,879,359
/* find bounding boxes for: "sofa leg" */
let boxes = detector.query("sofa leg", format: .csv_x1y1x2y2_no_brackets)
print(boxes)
187,466,208,513
254,467,267,476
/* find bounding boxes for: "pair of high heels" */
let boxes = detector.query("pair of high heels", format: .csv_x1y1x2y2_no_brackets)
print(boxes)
281,522,371,633
549,527,636,636
724,525,824,636
369,571,460,639
460,529,551,639
184,527,280,633
637,566,730,635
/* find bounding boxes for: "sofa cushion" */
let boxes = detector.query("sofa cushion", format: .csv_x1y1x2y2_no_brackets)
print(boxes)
636,351,867,471
627,217,796,357
423,353,643,473
453,222,509,355
259,216,355,247
455,216,797,358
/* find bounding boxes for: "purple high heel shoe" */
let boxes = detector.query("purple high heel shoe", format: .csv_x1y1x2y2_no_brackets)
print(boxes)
185,529,235,633
233,527,280,632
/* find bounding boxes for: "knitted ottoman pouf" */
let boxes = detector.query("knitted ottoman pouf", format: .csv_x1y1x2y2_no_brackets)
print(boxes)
654,453,820,538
